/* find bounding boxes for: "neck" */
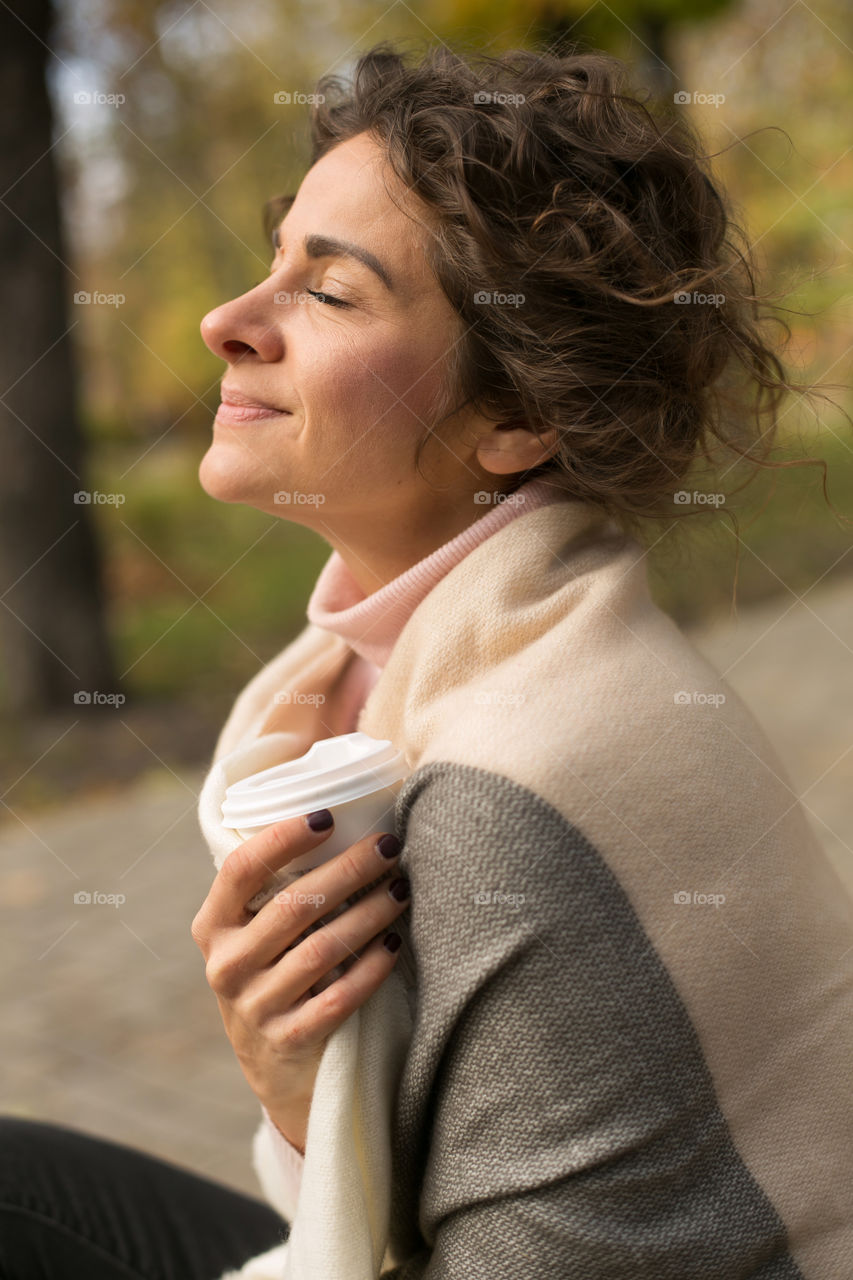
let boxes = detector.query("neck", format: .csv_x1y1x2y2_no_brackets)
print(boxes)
318,482,525,595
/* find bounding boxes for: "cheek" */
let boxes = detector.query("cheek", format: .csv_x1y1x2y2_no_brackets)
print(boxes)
376,340,448,420
302,326,449,443
374,358,445,475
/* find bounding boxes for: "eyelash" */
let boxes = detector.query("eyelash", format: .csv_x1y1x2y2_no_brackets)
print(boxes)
304,287,349,309
253,276,349,309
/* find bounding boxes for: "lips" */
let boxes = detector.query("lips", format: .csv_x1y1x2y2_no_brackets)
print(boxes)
216,385,292,424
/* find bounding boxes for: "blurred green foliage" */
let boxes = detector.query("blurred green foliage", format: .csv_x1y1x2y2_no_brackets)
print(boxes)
91,440,329,704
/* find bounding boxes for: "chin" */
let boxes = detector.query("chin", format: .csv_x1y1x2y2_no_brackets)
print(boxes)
197,442,262,505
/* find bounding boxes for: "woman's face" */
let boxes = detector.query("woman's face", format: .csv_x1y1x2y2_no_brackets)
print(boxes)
199,131,496,558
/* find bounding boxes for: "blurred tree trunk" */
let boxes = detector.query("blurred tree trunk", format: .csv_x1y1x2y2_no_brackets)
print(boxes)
0,0,121,715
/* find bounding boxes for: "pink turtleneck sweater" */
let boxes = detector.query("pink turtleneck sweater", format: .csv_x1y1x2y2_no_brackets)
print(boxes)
305,477,566,735
260,475,569,1192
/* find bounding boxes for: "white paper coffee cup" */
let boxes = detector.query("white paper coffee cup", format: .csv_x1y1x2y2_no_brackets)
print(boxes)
221,731,408,915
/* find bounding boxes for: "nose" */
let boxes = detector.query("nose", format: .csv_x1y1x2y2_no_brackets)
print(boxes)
200,286,284,364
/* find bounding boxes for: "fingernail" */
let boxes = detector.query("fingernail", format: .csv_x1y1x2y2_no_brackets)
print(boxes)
306,809,334,832
388,876,410,903
383,932,402,953
376,833,401,859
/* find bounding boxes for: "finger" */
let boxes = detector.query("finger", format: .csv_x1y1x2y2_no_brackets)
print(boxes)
247,830,402,959
195,812,337,939
255,863,409,974
286,929,405,1048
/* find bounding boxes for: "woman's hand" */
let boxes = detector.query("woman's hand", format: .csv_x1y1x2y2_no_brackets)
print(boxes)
190,811,410,1151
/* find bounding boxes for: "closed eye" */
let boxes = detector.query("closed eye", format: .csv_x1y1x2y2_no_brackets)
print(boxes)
304,287,349,309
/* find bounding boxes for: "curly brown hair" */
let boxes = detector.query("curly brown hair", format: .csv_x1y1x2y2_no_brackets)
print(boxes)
265,39,843,543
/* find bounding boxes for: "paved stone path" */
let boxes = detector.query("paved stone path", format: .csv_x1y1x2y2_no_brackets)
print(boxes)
0,765,259,1193
1,578,850,1203
684,578,853,896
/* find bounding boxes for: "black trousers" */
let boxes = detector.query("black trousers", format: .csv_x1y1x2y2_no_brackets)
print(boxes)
0,1115,288,1279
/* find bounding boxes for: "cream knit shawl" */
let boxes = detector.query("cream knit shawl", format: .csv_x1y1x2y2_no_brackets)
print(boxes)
197,496,853,1279
197,618,413,1280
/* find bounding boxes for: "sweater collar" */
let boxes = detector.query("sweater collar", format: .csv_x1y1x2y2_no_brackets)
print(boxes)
306,477,569,669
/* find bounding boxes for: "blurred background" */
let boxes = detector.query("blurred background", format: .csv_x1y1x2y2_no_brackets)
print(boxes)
1,0,851,1195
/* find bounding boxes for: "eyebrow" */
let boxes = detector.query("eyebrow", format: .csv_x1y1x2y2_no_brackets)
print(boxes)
302,233,395,293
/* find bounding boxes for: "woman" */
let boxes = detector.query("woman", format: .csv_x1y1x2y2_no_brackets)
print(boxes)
3,39,851,1280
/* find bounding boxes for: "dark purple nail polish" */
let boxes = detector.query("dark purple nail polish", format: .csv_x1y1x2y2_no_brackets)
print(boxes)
376,833,401,859
306,809,333,832
383,932,402,953
388,876,410,903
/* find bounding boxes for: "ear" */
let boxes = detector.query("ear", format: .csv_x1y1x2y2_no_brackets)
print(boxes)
475,420,560,476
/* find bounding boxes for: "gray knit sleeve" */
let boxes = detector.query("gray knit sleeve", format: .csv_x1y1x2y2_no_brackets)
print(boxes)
380,760,801,1279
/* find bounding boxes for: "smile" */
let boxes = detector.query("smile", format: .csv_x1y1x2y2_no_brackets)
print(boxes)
216,385,293,423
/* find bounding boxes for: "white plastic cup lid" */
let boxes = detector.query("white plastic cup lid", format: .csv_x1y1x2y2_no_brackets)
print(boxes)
220,731,407,831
